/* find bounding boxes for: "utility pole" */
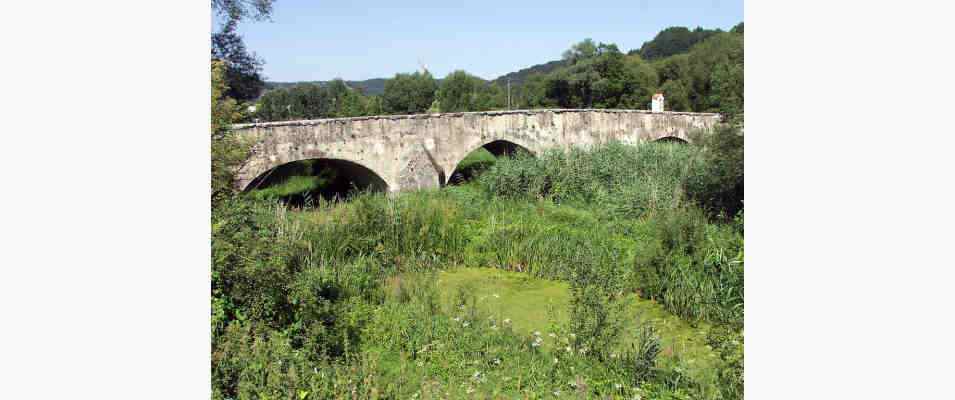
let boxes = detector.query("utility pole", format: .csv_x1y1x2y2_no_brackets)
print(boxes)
507,78,511,110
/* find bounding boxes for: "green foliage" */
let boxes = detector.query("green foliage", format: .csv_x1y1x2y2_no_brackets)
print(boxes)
685,125,744,218
624,324,663,384
435,70,504,112
253,80,381,121
381,71,438,114
211,60,250,205
638,26,722,60
546,41,658,108
212,138,744,398
250,23,743,122
568,242,627,361
478,141,704,219
249,174,334,202
211,0,273,102
632,206,744,326
707,327,744,400
449,147,497,184
653,31,744,115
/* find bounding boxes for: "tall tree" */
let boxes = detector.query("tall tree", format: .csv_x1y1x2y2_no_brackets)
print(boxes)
381,71,438,114
211,0,276,102
436,71,503,112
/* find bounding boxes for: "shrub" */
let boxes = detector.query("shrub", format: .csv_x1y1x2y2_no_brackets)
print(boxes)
568,243,627,360
707,327,744,400
632,206,744,325
685,124,744,219
623,324,663,384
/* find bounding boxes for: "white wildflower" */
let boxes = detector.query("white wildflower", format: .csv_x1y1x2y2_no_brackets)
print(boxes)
503,318,512,325
463,321,470,327
553,390,561,396
548,333,556,338
534,331,541,336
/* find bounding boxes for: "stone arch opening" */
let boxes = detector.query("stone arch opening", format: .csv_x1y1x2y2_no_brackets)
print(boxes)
653,136,689,144
447,140,533,185
244,158,388,205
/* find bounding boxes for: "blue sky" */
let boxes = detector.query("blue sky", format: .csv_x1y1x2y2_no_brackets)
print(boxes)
223,0,742,82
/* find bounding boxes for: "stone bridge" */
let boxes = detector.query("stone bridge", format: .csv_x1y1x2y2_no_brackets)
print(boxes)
232,109,721,193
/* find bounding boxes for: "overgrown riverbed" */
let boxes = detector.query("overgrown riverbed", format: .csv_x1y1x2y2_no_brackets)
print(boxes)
212,136,743,399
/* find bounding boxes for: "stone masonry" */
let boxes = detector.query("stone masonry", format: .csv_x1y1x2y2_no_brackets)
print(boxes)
232,109,721,193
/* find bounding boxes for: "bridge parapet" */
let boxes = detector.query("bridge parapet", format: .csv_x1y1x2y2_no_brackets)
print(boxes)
232,109,721,193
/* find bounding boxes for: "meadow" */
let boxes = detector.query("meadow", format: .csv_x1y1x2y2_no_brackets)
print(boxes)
212,128,743,399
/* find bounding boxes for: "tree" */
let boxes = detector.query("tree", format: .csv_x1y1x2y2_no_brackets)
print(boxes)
213,0,274,23
211,0,276,102
436,70,503,112
546,41,657,109
211,60,249,205
562,38,598,64
381,71,438,114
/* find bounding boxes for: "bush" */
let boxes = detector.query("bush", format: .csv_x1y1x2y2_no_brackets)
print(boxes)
632,206,744,325
622,324,663,384
707,327,744,400
685,124,743,219
568,243,627,360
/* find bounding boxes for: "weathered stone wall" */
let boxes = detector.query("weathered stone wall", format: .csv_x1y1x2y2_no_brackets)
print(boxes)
232,109,721,193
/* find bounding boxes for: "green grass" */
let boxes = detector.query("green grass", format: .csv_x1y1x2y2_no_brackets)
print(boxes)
249,174,331,200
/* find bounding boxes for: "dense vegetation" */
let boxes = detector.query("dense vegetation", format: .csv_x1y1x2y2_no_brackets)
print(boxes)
212,135,743,399
212,11,744,398
243,23,743,123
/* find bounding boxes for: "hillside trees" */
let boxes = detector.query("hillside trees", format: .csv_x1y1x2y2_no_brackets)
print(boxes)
637,26,721,60
649,30,743,117
248,24,743,120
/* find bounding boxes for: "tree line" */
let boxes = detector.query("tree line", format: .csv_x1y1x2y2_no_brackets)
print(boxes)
242,26,742,123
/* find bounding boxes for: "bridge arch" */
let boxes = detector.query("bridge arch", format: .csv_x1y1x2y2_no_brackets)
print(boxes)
242,158,389,201
653,136,689,144
444,139,535,185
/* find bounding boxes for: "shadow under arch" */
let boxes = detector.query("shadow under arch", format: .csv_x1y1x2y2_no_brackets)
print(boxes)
653,136,689,144
447,139,534,185
244,158,388,205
